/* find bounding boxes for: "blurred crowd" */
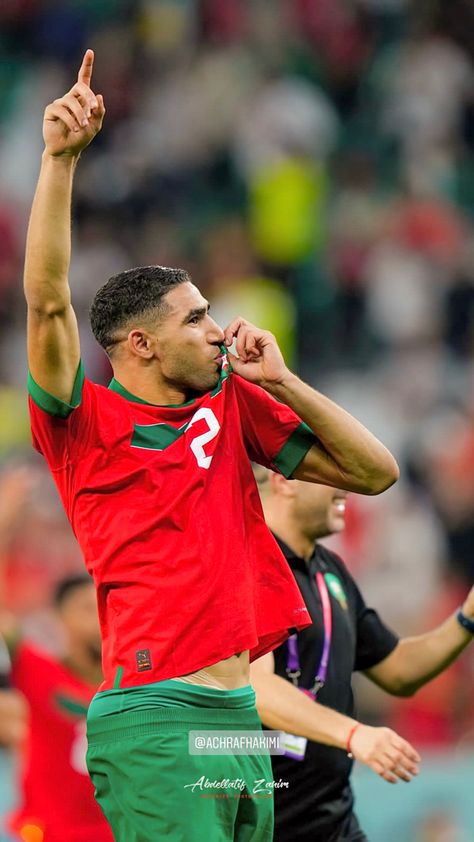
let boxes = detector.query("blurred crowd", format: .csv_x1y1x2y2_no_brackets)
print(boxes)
0,0,473,755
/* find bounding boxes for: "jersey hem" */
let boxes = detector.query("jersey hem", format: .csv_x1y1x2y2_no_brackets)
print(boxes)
28,361,85,418
273,421,316,478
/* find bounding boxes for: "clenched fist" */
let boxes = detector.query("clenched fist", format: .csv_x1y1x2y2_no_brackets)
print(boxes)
43,49,105,158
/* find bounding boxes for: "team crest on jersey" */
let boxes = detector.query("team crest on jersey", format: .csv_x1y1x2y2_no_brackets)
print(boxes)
324,574,348,610
136,648,152,671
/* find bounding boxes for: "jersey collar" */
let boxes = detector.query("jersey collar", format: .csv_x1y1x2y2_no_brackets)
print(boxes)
108,347,231,407
108,378,196,408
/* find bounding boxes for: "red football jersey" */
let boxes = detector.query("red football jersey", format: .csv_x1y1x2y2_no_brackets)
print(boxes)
9,642,113,842
28,358,313,690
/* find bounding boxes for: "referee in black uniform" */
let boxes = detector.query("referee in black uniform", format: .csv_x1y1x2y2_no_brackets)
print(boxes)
250,469,474,842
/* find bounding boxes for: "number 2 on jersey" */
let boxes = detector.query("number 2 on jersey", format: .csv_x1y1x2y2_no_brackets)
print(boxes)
187,407,220,469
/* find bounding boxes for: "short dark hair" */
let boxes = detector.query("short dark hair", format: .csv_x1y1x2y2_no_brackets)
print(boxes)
89,265,191,353
53,574,94,608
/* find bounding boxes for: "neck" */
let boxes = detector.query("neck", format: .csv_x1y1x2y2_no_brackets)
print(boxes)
265,511,316,562
112,365,189,406
63,643,102,686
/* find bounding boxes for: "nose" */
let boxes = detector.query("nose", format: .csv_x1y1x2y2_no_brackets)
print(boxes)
208,317,225,344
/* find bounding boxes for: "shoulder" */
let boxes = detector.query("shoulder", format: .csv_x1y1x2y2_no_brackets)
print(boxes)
28,361,112,421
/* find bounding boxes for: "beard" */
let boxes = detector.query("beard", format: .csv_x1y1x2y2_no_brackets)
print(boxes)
164,358,221,395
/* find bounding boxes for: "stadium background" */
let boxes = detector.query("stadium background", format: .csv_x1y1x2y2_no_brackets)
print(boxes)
0,0,473,839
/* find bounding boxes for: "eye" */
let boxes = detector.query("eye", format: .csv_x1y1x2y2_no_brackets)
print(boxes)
188,316,199,325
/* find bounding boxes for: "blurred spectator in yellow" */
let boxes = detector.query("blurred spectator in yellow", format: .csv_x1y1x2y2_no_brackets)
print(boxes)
203,218,297,366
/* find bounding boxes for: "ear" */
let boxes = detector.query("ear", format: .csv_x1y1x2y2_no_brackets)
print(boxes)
270,472,297,498
127,329,155,359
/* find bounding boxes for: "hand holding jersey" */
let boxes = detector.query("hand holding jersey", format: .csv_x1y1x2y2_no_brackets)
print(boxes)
224,317,289,387
224,317,400,495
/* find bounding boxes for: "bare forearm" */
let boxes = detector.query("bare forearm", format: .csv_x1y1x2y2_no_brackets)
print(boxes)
369,605,474,697
266,372,399,494
252,671,355,748
389,615,472,696
24,152,78,312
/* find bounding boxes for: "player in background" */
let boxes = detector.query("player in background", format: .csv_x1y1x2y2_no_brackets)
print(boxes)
0,470,28,753
0,466,112,842
250,470,474,842
23,50,404,840
0,638,27,750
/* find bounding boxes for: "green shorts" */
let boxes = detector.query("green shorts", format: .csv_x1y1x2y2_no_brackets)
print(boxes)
86,681,274,842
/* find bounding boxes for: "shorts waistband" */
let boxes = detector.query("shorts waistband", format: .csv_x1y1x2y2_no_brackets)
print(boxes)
88,678,257,718
86,704,262,745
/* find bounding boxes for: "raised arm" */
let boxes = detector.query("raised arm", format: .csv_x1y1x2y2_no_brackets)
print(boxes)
224,319,399,494
25,50,105,402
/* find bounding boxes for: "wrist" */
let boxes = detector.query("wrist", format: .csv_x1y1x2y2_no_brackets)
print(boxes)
456,608,474,636
42,149,80,166
263,369,298,398
345,722,361,758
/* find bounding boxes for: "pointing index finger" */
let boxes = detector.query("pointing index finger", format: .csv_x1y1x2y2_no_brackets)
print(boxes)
78,49,94,87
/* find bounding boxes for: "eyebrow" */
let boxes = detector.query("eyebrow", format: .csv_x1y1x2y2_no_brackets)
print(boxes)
182,303,210,323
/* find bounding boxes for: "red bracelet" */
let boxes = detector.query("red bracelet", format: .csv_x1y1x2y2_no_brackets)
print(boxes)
345,723,361,758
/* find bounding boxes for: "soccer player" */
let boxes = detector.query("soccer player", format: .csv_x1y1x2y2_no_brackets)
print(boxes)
250,471,474,842
0,468,28,754
24,50,400,840
0,466,111,841
1,576,113,842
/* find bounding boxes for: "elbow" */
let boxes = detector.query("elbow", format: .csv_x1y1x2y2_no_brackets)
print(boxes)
388,678,417,698
25,279,71,318
393,685,417,698
27,299,71,318
364,456,400,496
399,685,417,698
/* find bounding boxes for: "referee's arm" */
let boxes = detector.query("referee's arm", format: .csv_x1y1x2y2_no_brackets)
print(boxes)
364,586,474,697
250,652,420,785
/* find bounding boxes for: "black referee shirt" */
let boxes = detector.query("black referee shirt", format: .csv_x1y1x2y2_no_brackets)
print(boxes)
271,537,399,842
